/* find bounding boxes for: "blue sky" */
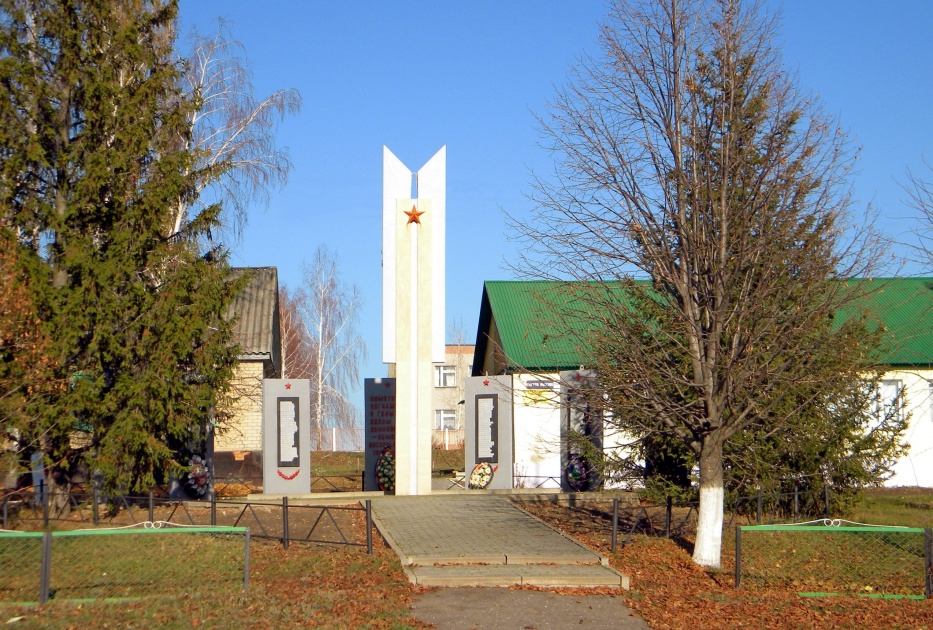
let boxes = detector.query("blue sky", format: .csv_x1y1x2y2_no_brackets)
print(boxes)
177,1,933,412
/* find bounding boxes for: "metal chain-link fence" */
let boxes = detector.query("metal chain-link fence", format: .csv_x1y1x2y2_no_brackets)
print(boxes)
735,522,932,598
1,488,373,554
0,526,250,604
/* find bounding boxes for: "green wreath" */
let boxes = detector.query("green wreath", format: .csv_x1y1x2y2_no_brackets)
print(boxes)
376,447,395,492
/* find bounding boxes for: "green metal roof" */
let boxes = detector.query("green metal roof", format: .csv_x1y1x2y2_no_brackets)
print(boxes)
843,278,933,367
482,281,584,371
477,278,933,372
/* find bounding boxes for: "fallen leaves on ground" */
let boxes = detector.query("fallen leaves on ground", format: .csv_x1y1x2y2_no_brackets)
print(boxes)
520,500,933,629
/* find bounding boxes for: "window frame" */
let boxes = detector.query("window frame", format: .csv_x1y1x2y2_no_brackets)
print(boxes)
434,408,457,430
434,364,456,388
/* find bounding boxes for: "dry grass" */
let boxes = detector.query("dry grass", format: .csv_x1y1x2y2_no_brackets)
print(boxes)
0,520,428,629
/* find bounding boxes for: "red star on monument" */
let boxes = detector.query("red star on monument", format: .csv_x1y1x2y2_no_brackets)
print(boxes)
483,379,490,386
404,205,425,225
285,382,291,389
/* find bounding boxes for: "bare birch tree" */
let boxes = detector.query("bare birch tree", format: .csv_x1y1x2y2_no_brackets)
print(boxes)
170,21,301,240
513,0,882,568
283,247,366,449
278,286,316,380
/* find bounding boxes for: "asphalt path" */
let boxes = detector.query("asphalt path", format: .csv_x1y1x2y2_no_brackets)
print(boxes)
410,587,650,630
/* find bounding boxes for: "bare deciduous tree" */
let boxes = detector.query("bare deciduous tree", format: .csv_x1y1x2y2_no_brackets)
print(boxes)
171,21,302,239
905,161,933,263
279,286,316,380
513,0,882,568
280,247,366,449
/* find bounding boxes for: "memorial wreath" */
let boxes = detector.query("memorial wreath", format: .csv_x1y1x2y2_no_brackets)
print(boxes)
376,447,395,492
468,462,497,489
186,455,210,496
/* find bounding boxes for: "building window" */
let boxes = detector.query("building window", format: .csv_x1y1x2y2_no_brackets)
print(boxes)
435,409,457,430
873,380,904,425
435,365,456,388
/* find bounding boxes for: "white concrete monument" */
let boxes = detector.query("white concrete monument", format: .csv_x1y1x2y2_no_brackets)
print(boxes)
383,146,446,495
262,378,311,494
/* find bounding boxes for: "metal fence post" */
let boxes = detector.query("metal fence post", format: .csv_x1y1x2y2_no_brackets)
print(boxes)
42,480,48,528
666,496,672,538
148,490,154,522
361,471,365,492
366,500,373,555
2,495,7,530
92,484,99,526
39,531,52,604
756,488,762,524
925,528,932,599
611,499,619,553
244,527,251,596
282,496,289,550
211,495,217,526
793,484,799,523
734,526,742,589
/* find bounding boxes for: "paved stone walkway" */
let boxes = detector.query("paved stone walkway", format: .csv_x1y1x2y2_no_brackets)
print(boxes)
410,588,651,630
370,495,629,588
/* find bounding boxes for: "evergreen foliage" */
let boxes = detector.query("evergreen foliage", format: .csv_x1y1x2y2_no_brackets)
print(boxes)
0,0,240,494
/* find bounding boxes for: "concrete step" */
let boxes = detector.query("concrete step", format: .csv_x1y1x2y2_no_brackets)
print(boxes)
405,563,630,588
403,551,606,567
371,495,632,589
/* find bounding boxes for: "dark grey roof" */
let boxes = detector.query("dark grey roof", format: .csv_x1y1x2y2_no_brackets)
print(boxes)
227,267,281,368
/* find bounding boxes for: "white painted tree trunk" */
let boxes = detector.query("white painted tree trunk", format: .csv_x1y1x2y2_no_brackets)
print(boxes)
692,439,725,569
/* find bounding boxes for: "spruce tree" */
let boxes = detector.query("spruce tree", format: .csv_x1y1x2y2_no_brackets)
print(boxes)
0,0,240,496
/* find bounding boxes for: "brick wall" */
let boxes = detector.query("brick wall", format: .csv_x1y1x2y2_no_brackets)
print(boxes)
215,361,264,452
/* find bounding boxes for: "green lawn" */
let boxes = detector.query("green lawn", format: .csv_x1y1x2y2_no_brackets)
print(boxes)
849,488,933,528
0,533,422,629
309,449,465,477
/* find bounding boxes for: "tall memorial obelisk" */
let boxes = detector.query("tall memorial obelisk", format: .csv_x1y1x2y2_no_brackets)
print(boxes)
383,146,445,495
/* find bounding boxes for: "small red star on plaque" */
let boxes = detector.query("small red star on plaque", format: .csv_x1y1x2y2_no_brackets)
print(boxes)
285,382,291,390
404,205,425,225
483,379,490,386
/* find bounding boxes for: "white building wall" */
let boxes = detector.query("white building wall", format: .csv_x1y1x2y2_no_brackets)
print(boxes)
431,345,473,448
512,373,563,488
215,361,264,453
884,368,933,487
504,366,933,489
600,421,636,489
